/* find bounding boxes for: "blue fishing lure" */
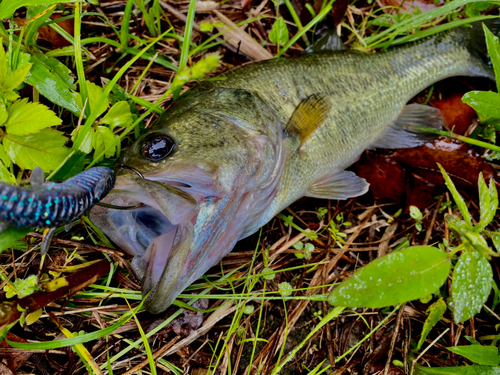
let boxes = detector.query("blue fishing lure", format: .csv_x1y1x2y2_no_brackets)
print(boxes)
0,166,116,254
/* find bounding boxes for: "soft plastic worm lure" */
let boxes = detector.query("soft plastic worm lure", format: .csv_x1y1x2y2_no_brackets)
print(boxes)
0,166,116,254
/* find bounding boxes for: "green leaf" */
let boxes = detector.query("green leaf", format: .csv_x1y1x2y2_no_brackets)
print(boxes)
0,227,30,253
452,250,493,323
417,298,447,351
0,0,74,20
269,17,289,46
50,151,86,181
0,102,7,127
3,64,32,92
410,205,423,221
25,54,80,115
25,5,55,47
438,164,472,227
478,172,498,229
447,345,499,366
6,98,61,135
416,364,500,375
0,44,7,83
4,274,39,298
3,128,71,172
100,101,134,129
86,81,109,118
462,91,500,125
483,24,500,92
92,126,117,160
0,161,15,184
327,246,451,308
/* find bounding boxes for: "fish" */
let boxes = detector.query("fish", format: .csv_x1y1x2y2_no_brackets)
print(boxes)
90,22,496,314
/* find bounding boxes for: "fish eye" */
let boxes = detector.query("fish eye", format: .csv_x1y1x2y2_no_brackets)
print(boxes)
142,134,175,161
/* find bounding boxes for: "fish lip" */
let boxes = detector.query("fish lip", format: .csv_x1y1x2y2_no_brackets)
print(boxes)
89,176,201,299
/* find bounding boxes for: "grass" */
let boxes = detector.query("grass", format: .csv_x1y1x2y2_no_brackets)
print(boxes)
0,0,499,373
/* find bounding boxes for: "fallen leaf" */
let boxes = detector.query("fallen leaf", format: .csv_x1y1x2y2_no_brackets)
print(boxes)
351,150,407,201
432,93,476,135
214,10,273,61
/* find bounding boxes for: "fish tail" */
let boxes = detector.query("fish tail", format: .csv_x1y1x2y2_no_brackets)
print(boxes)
458,19,500,78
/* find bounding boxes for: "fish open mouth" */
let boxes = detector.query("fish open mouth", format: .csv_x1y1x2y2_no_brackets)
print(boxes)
89,175,199,311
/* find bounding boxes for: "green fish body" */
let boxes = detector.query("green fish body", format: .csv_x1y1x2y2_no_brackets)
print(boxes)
90,24,493,313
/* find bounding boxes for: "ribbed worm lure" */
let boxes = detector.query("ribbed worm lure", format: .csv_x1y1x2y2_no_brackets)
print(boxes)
0,166,116,254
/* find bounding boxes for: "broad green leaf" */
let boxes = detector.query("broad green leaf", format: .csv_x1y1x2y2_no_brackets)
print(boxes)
25,54,80,115
0,227,30,253
269,17,289,46
483,24,500,92
327,246,451,308
92,126,117,160
447,345,499,366
417,298,447,351
452,251,493,323
6,98,61,135
75,130,93,154
438,164,472,226
0,44,7,82
416,364,500,375
87,81,109,119
3,64,32,92
462,91,500,124
0,0,75,20
100,101,134,129
0,143,11,168
50,151,86,181
4,274,39,298
0,102,7,127
3,128,71,172
0,161,15,184
478,172,498,229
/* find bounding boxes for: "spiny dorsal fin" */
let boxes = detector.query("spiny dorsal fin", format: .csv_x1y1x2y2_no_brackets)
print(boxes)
287,94,331,147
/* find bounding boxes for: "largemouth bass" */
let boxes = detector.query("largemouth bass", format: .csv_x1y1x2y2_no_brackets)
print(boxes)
90,23,494,313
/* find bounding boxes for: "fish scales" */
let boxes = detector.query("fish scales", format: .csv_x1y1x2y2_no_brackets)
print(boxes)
90,23,495,313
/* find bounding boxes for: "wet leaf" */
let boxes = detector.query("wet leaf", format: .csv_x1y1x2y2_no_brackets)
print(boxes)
92,126,117,160
0,228,30,253
269,17,289,46
478,172,498,230
86,81,109,118
50,150,86,180
100,101,135,129
350,151,407,201
462,91,500,125
327,246,450,308
417,298,447,351
433,93,476,135
483,23,500,92
447,345,499,366
26,54,80,115
452,251,493,323
6,98,61,136
3,128,71,172
3,64,32,92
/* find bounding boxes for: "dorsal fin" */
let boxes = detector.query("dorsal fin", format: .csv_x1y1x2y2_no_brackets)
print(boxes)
286,94,331,147
305,29,347,53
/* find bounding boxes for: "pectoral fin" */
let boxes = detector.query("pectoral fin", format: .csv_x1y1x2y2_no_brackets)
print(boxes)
286,94,331,147
371,104,444,149
305,29,347,53
306,170,369,200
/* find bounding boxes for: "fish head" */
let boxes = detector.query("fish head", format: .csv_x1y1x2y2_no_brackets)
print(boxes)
90,88,284,313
